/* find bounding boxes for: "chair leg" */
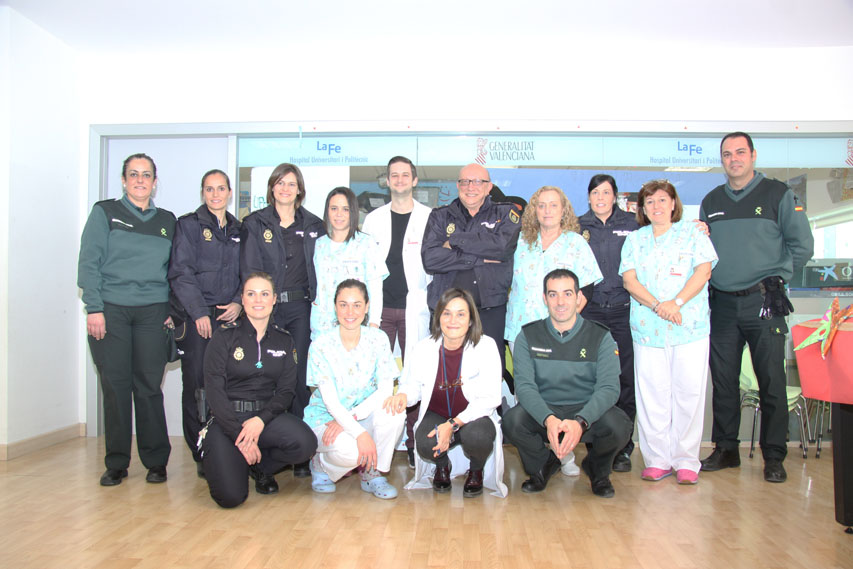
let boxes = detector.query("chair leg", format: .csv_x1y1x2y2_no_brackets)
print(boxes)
750,406,760,459
817,402,826,459
795,404,807,459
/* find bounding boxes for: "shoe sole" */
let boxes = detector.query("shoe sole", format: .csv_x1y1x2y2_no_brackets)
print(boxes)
677,478,699,485
641,471,673,482
432,484,452,493
255,486,279,495
463,487,483,498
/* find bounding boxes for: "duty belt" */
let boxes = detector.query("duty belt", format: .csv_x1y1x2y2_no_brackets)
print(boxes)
231,400,265,412
711,284,762,297
278,288,309,303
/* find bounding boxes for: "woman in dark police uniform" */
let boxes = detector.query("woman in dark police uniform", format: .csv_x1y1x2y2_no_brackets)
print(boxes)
168,169,242,477
201,272,317,508
578,174,639,473
240,163,325,449
78,153,176,486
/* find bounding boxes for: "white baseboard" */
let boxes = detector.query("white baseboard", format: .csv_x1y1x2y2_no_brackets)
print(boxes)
0,423,86,460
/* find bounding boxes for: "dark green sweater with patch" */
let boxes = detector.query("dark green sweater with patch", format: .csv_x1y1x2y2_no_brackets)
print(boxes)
78,196,176,313
513,315,620,426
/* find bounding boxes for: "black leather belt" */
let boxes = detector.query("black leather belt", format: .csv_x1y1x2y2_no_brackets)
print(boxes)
278,289,309,303
589,301,630,309
231,400,265,412
711,284,762,297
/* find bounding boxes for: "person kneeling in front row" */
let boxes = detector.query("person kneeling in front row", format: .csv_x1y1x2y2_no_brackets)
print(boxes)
502,269,631,498
201,272,317,508
303,279,405,499
386,287,507,498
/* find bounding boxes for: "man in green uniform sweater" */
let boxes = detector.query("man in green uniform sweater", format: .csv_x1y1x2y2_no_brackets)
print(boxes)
699,132,814,483
502,268,631,498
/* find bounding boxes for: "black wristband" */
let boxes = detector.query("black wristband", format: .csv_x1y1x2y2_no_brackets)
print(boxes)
574,415,590,432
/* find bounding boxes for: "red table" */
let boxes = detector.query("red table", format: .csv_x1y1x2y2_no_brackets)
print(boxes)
793,320,853,529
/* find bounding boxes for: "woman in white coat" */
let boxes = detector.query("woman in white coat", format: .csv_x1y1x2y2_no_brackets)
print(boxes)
384,287,508,498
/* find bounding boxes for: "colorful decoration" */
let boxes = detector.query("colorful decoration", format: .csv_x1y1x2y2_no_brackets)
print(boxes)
794,297,853,358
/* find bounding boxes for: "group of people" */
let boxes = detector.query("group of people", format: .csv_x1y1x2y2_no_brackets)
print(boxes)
77,131,814,508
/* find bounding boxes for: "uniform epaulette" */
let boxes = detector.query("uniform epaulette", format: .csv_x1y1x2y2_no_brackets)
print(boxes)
220,320,239,329
270,323,291,335
178,211,198,221
584,318,611,333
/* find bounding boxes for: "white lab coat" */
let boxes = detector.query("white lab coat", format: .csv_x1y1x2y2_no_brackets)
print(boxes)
399,335,508,498
361,200,432,362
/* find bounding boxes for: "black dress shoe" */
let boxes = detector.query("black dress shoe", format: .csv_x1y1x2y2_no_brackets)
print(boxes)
463,469,484,498
249,465,279,494
700,447,741,472
196,462,206,479
432,464,452,493
521,453,561,493
581,457,615,498
146,466,168,483
763,459,787,483
612,452,632,473
100,468,128,486
293,461,311,478
591,477,615,498
407,448,416,469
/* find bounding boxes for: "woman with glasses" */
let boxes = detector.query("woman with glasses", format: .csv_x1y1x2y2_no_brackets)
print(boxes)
303,279,404,499
240,163,325,427
385,287,507,498
311,186,388,338
618,180,717,485
78,153,176,486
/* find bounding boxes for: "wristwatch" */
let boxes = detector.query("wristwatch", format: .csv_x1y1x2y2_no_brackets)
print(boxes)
448,418,461,432
675,297,685,307
574,415,590,432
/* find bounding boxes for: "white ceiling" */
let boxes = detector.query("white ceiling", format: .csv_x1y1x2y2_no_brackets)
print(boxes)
3,0,852,54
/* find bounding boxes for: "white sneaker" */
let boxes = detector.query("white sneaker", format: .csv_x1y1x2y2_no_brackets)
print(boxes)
561,451,580,476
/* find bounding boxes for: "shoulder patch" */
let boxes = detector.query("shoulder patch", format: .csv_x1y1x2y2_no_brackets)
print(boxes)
509,209,520,224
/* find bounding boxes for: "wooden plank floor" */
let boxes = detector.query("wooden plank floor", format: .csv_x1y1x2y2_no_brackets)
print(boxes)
0,437,850,569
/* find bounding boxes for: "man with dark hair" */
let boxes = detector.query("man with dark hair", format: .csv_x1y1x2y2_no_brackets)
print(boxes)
699,132,813,483
502,269,631,497
362,156,432,468
422,163,521,374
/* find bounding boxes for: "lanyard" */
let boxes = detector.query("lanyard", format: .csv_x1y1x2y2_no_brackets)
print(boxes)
440,344,462,417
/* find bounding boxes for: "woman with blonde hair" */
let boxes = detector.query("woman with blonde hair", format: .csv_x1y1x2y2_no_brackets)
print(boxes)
504,185,601,476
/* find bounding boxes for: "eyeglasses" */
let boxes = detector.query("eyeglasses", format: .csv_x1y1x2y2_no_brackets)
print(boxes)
457,179,490,188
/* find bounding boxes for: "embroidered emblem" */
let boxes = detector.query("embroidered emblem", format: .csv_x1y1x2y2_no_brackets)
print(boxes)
263,229,273,243
233,346,244,361
579,348,587,359
582,229,590,242
309,232,318,238
447,223,456,235
509,209,520,224
614,349,620,356
160,228,168,237
755,206,762,216
775,327,781,333
292,349,298,365
203,228,213,241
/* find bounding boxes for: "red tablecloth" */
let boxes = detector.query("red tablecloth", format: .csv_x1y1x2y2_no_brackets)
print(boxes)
792,320,853,404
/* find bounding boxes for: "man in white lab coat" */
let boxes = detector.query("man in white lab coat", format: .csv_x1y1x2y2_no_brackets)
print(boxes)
362,156,433,467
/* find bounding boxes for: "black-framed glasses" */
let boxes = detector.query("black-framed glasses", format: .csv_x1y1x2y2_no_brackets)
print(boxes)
457,179,490,188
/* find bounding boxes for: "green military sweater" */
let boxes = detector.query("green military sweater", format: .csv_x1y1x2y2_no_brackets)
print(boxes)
699,172,813,291
77,196,176,313
512,315,620,426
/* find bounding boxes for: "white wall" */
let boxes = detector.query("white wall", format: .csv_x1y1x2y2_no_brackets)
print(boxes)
1,8,81,444
0,7,12,445
75,41,853,125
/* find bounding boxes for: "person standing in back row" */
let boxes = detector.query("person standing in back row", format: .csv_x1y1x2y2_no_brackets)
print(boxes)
699,132,813,483
362,156,433,468
422,163,521,376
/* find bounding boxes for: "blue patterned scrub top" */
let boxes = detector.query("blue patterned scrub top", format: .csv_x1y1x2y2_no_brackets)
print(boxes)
504,231,603,341
311,231,388,339
303,326,399,430
618,220,718,348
